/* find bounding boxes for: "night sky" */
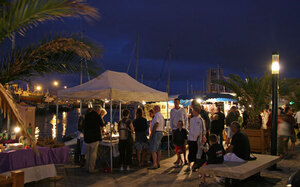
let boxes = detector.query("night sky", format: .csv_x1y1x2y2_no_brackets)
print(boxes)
12,0,300,94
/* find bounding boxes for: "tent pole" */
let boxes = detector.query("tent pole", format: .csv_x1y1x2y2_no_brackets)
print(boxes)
110,100,113,173
167,98,170,157
56,96,59,126
119,102,122,121
7,115,11,139
80,100,82,116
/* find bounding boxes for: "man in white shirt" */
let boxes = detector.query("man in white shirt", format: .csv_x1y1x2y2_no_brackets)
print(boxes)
148,105,165,170
170,98,188,130
185,105,204,172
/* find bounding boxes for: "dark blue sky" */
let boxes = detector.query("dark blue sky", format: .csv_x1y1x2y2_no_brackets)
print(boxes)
12,0,300,94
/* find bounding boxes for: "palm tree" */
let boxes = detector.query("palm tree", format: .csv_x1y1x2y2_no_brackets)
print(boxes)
0,0,102,84
280,78,300,110
215,73,272,129
0,0,101,146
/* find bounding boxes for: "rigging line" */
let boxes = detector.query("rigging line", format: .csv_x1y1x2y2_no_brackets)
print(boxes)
156,50,169,89
84,59,90,81
126,42,137,74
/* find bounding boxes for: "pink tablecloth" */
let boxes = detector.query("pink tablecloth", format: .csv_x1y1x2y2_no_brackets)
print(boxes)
0,146,69,173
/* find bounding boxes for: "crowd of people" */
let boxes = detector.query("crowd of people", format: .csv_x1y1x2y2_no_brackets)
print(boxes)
77,98,300,178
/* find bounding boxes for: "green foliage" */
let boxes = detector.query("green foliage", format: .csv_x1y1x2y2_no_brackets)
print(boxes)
0,0,99,43
215,72,272,129
0,0,101,84
280,78,300,111
0,35,103,84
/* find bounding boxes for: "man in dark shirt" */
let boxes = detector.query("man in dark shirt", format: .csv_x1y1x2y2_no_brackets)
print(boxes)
83,106,104,173
226,121,250,160
173,120,188,166
200,107,211,144
225,106,239,146
206,134,225,164
200,134,224,183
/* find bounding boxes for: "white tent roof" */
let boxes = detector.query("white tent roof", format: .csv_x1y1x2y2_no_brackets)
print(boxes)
58,70,168,102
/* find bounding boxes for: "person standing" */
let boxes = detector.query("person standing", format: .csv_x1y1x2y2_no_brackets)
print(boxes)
216,107,225,146
200,106,211,144
170,98,188,163
83,106,104,173
225,106,239,145
170,98,188,130
148,105,165,170
133,108,148,167
118,109,135,171
185,105,204,172
173,120,188,167
210,114,224,146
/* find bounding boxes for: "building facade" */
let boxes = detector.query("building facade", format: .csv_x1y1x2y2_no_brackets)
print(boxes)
206,67,226,93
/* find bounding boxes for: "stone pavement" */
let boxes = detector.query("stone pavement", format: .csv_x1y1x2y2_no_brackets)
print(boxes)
26,144,300,187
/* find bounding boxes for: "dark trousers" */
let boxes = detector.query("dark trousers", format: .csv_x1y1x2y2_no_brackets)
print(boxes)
188,140,198,163
219,132,224,147
119,139,133,166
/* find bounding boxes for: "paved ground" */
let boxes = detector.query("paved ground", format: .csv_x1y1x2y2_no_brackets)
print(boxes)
25,143,300,187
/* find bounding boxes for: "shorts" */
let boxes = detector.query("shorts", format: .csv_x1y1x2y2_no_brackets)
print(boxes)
289,133,296,143
225,126,233,138
175,145,185,154
149,131,163,152
135,142,148,150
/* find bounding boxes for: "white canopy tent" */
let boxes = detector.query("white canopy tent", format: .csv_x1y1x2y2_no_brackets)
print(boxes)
57,70,168,172
58,70,167,102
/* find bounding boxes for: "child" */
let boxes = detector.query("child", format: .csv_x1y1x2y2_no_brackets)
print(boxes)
173,120,188,167
200,134,225,184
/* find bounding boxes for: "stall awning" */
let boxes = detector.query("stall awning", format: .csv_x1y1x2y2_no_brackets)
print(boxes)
58,70,168,102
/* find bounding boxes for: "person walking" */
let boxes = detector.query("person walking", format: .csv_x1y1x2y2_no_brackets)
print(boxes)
133,108,148,167
282,107,297,154
118,109,135,171
148,105,165,170
83,106,105,173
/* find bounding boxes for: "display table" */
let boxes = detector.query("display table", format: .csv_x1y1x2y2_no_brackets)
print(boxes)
98,140,119,168
100,140,119,157
0,146,69,183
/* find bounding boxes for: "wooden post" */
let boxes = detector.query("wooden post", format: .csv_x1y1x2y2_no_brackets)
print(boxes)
11,170,24,187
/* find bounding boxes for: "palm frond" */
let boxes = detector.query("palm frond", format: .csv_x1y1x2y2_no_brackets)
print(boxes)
0,0,100,43
214,73,272,128
0,36,103,84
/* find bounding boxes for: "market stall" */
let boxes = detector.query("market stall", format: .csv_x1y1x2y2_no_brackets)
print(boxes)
0,146,69,183
57,70,168,172
178,93,237,116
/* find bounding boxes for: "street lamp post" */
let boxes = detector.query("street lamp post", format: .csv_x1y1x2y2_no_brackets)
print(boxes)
271,52,279,156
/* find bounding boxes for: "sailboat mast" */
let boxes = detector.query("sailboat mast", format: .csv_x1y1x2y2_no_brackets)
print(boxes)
167,44,172,94
135,33,140,80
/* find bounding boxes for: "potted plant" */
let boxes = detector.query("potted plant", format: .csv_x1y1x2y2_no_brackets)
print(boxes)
215,72,272,153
